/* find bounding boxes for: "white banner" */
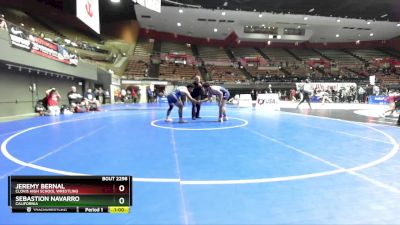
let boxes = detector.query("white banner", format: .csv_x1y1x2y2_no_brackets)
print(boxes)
134,0,161,13
77,0,100,34
295,82,357,92
369,76,375,85
238,94,252,108
256,94,280,110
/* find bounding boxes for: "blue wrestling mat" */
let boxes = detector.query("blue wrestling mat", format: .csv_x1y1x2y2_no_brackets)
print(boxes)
1,103,400,224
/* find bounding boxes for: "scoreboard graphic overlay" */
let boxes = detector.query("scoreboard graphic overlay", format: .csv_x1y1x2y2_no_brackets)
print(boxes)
8,176,132,213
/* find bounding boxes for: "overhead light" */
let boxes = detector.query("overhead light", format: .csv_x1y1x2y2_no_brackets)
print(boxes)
258,13,263,18
267,41,271,45
277,35,282,39
179,9,183,13
335,34,340,38
213,28,218,32
297,25,301,28
336,19,341,23
262,24,265,27
110,0,120,3
177,22,181,27
268,35,273,39
304,17,308,21
370,33,374,36
381,14,388,18
308,8,315,13
221,11,226,16
367,21,371,25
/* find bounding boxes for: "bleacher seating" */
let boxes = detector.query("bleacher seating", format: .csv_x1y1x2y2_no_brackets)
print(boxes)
231,47,261,58
0,7,56,38
205,65,246,83
260,48,298,65
161,42,193,56
198,46,231,65
349,49,391,61
318,49,362,66
159,63,200,81
131,39,154,62
289,48,324,61
377,74,400,85
124,39,154,79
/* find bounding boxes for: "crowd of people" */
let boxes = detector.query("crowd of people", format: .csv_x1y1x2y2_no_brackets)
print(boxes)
35,86,107,116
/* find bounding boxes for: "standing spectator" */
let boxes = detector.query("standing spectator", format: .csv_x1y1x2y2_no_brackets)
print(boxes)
131,88,137,103
0,17,7,31
45,88,61,116
357,86,366,103
98,87,104,104
267,84,273,93
144,65,149,77
373,84,380,96
104,89,110,104
114,89,120,103
290,88,297,101
147,88,153,103
120,89,127,103
251,89,256,101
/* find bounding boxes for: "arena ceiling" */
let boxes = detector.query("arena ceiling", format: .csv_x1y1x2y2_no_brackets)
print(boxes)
135,5,400,43
164,0,400,22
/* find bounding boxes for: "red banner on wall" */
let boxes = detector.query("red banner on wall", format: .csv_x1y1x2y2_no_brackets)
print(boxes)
7,22,78,66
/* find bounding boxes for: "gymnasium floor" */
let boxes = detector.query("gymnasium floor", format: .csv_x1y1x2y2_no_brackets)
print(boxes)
1,102,400,225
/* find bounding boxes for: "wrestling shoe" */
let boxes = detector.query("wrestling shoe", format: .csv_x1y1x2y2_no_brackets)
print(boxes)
223,116,229,121
165,117,173,122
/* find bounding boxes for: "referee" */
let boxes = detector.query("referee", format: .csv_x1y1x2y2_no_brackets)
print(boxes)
191,75,204,120
296,78,312,109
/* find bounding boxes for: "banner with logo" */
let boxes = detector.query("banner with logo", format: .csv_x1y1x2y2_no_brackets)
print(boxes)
77,0,100,34
256,93,280,110
8,22,78,66
368,96,388,105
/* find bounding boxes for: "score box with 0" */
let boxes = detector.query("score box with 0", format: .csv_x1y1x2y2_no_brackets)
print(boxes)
9,175,133,213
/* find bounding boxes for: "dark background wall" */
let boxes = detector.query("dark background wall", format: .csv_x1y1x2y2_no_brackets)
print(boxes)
0,65,85,117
